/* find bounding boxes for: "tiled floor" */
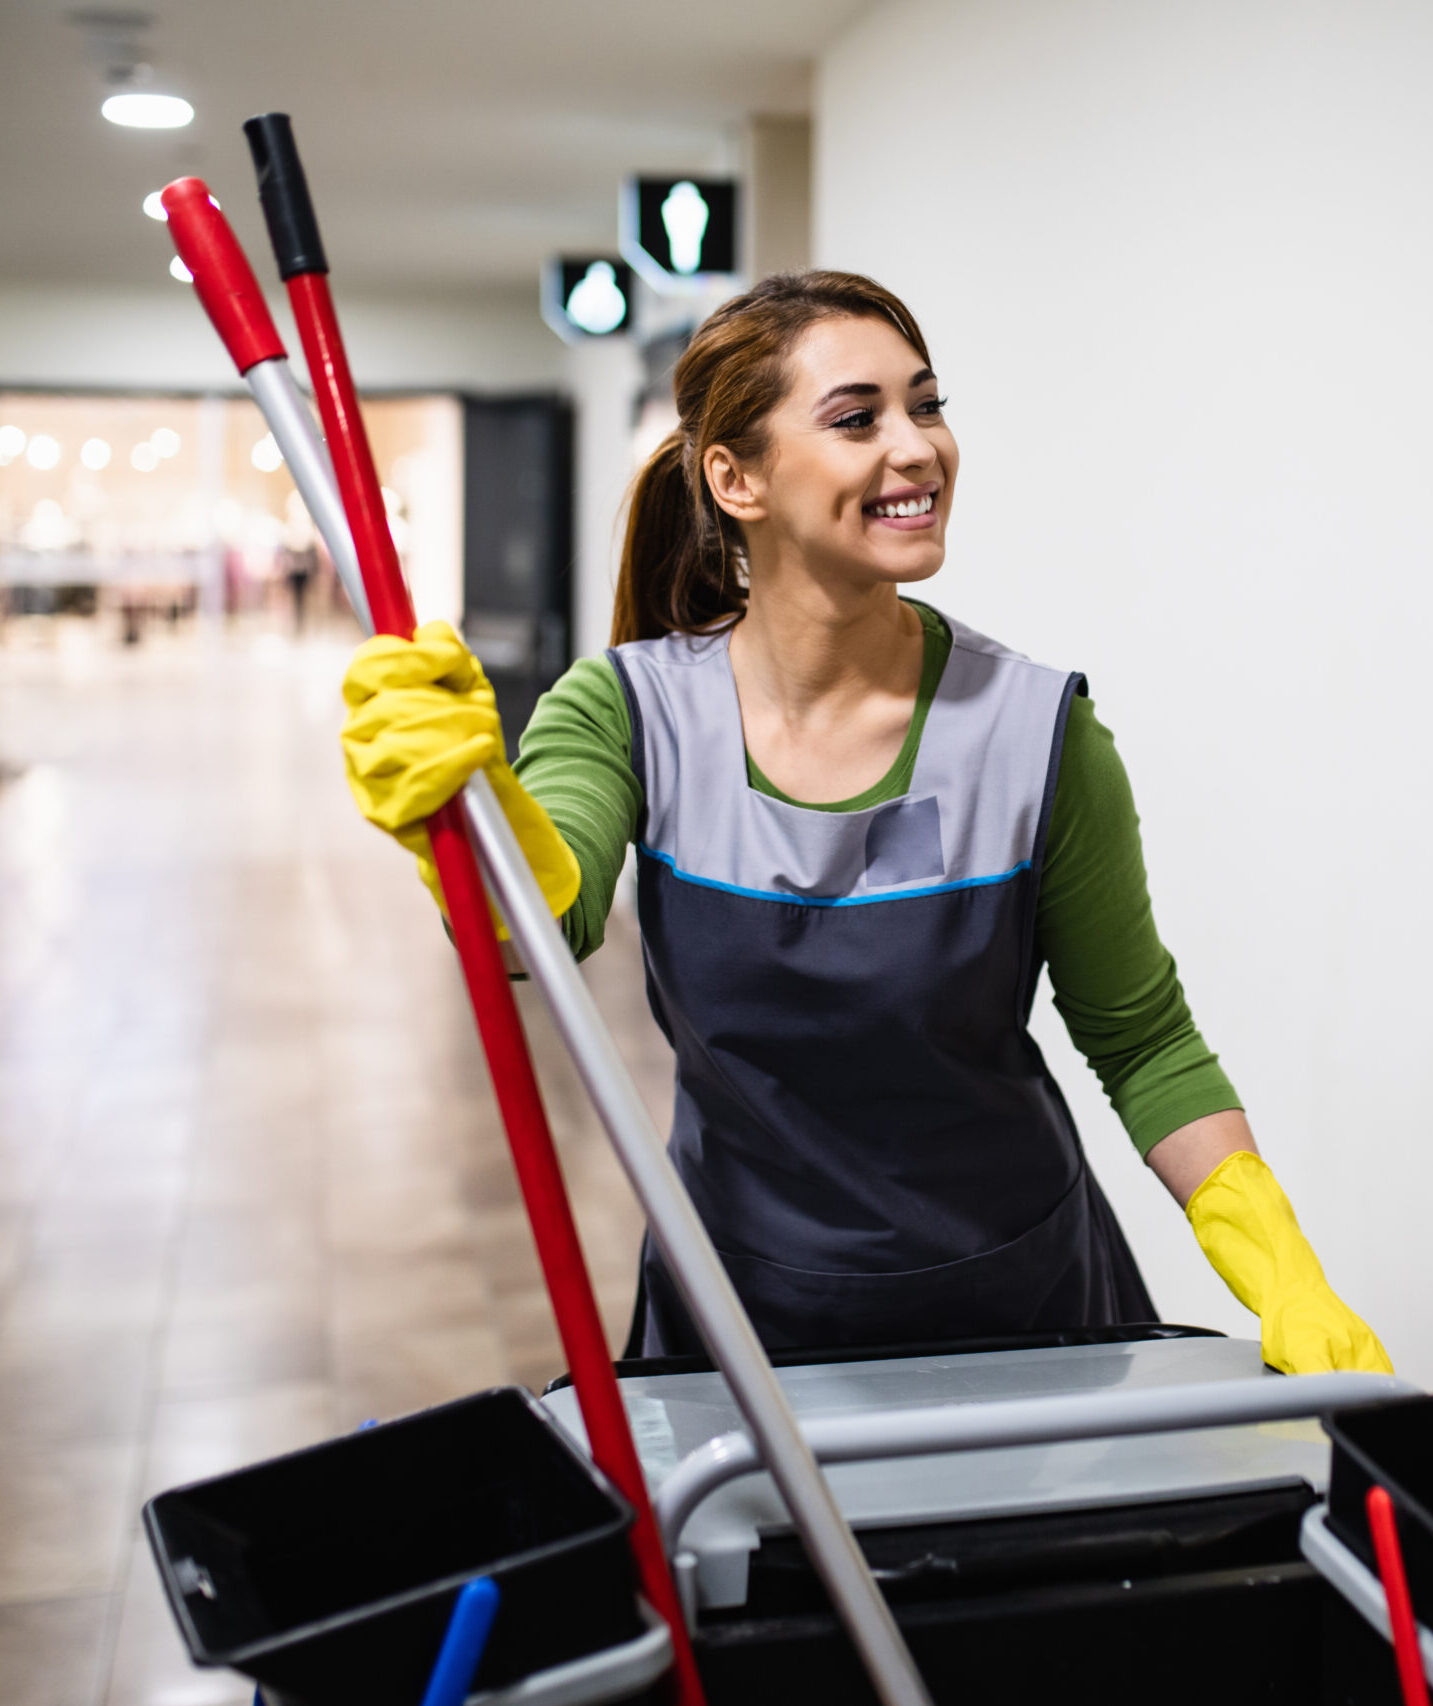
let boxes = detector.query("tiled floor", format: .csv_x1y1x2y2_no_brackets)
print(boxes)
0,616,667,1705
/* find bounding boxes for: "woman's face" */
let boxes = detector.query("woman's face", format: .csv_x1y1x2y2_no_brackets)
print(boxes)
711,313,959,589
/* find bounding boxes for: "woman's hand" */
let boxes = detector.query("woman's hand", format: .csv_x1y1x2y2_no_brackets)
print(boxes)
340,621,580,924
343,619,503,836
1171,1139,1393,1375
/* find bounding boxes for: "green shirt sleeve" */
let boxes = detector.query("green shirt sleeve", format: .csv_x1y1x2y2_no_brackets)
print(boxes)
512,655,637,961
1038,695,1242,1158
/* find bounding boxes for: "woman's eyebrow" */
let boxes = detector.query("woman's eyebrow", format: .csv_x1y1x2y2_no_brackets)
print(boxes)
813,380,880,409
813,368,938,410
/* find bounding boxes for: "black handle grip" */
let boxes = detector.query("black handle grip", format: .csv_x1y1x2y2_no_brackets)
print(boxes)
243,112,328,280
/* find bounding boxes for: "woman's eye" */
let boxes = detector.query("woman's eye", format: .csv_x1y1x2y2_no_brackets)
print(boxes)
915,396,948,418
831,408,876,431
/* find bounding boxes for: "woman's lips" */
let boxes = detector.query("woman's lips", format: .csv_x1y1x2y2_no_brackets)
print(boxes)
865,503,938,531
863,486,939,530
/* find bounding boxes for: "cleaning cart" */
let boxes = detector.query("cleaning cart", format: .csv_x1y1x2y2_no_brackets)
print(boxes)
143,117,1430,1706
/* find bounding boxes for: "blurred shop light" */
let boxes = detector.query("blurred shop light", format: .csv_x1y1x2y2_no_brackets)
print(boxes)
131,442,160,472
169,256,194,284
380,486,404,516
101,92,194,129
622,176,739,293
80,437,112,470
541,256,633,343
151,427,181,458
26,434,61,471
0,424,26,463
20,499,77,550
251,434,283,473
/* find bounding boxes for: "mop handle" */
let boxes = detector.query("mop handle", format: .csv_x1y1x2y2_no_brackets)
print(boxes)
1368,1487,1432,1706
159,177,709,1706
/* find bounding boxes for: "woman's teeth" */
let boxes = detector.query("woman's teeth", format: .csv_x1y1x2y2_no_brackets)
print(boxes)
869,493,934,518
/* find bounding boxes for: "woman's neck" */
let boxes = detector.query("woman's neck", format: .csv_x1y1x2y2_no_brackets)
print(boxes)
729,578,924,721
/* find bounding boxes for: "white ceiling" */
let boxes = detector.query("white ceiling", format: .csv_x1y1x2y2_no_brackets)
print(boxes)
1,0,868,296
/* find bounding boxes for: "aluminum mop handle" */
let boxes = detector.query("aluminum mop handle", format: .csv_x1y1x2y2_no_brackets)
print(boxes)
158,176,707,1706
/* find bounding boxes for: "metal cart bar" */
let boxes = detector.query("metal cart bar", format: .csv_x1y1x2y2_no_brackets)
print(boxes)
656,1370,1419,1551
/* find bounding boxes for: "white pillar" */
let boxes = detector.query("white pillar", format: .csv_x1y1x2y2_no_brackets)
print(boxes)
567,334,643,662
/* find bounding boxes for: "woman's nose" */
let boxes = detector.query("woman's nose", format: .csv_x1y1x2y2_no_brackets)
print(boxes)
887,413,937,471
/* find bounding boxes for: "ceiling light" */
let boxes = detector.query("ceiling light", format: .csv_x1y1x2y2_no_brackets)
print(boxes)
170,256,193,284
150,427,180,458
251,434,283,473
0,424,25,461
26,434,61,471
80,437,112,470
101,92,194,130
130,442,160,472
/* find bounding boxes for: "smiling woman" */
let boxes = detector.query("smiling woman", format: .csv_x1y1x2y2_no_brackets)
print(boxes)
337,269,1391,1376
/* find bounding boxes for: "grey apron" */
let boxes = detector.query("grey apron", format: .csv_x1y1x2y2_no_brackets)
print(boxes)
608,611,1154,1356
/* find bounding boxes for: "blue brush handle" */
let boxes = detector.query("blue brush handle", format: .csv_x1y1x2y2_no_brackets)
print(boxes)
420,1577,502,1706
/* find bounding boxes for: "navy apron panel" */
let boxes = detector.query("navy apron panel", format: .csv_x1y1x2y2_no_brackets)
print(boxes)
637,856,1083,1273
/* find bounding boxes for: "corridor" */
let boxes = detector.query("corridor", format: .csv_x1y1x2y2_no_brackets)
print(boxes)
0,617,661,1704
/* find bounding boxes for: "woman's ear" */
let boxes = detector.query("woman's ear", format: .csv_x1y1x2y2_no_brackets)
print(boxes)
704,444,767,524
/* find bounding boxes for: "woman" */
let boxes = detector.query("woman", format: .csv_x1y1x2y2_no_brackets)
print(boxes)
341,271,1389,1372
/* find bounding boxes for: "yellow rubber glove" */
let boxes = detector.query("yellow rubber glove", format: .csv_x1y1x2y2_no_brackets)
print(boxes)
1187,1150,1392,1375
341,621,580,927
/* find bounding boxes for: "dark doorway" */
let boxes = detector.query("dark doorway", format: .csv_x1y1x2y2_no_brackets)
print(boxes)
461,396,575,754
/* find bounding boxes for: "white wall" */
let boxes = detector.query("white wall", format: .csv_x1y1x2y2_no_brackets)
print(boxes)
818,0,1433,1379
0,283,565,393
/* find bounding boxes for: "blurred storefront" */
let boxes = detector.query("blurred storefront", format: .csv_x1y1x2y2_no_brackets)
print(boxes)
0,390,468,644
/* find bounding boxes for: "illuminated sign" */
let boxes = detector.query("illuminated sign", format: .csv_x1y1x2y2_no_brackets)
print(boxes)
621,177,739,292
541,257,634,343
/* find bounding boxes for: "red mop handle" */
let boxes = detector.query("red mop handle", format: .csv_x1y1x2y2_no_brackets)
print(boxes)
160,179,286,375
1368,1487,1431,1706
235,117,706,1704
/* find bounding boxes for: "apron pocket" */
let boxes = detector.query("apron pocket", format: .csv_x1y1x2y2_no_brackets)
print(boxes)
709,1166,1116,1351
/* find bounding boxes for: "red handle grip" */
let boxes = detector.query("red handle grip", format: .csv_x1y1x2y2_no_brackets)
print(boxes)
160,177,286,375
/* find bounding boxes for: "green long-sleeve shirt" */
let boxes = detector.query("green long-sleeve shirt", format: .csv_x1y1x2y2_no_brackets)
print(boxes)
513,603,1240,1159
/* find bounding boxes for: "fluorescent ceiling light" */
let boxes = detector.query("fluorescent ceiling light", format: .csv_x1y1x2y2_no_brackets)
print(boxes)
102,92,194,129
170,256,194,283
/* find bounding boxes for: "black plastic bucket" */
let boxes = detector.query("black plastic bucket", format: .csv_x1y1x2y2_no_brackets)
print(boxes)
1325,1394,1433,1627
144,1386,641,1706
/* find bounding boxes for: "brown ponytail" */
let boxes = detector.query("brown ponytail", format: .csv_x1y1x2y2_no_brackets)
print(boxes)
610,269,933,646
